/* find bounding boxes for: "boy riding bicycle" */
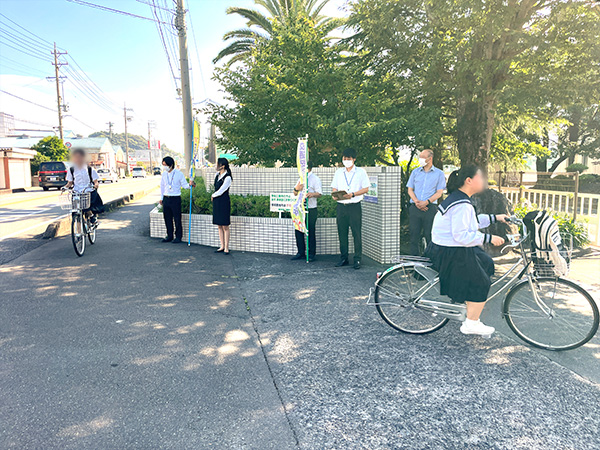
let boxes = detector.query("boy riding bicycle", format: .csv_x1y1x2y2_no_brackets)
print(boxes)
64,148,104,223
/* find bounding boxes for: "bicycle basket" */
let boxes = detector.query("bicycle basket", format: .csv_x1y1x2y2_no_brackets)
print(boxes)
58,191,91,210
528,233,572,277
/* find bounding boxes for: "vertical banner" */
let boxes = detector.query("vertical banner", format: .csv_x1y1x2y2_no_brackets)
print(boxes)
188,120,200,247
292,137,308,233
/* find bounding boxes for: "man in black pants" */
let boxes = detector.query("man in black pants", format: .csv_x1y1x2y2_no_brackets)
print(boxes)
331,148,371,269
406,149,446,255
291,161,322,262
159,156,193,243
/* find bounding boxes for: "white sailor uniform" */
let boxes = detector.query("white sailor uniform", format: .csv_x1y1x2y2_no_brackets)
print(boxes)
426,190,497,303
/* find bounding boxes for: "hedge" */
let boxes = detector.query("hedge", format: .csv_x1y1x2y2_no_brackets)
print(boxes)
178,177,337,218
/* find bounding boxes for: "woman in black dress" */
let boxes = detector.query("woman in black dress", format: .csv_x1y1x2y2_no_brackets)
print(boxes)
212,157,232,255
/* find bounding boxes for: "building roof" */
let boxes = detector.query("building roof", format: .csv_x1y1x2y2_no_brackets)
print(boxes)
0,137,46,149
64,137,111,150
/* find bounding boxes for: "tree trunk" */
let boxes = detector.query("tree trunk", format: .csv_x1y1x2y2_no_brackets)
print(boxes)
456,95,496,171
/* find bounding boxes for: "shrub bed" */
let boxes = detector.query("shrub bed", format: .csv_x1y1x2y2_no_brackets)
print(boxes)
179,177,337,218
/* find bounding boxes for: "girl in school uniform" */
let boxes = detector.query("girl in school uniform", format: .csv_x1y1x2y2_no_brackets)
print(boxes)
426,165,508,336
212,157,233,255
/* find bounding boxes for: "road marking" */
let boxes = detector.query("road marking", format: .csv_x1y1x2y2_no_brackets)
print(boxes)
0,207,56,223
0,214,69,242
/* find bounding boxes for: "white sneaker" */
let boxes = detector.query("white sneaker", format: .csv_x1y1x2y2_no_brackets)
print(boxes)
460,319,495,336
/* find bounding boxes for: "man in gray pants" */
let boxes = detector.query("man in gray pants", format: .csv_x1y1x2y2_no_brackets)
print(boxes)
406,149,446,255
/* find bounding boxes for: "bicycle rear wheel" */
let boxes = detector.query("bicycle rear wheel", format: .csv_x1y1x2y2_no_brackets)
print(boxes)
375,264,449,334
71,214,85,257
504,277,599,351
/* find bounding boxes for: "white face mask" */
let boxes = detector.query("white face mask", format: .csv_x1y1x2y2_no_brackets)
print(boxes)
418,158,428,167
343,160,354,169
162,165,170,172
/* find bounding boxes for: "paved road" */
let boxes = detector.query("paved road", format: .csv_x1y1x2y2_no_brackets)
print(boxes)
0,177,160,264
1,194,600,449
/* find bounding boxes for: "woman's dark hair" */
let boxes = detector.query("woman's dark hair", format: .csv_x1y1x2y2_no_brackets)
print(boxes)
162,156,175,169
71,148,85,157
307,160,313,171
447,165,480,193
217,157,233,180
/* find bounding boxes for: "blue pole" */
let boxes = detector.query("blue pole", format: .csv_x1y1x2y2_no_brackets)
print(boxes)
188,146,195,247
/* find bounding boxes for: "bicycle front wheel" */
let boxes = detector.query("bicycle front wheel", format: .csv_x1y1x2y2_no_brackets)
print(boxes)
375,264,449,334
504,277,599,351
71,214,85,257
88,221,96,245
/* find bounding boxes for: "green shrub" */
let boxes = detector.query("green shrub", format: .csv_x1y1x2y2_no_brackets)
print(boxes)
174,176,338,218
579,173,600,194
566,163,588,174
513,199,590,248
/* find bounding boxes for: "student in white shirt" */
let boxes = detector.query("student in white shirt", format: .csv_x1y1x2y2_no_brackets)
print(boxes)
291,160,322,262
330,148,371,269
211,157,233,255
426,165,508,336
65,148,103,223
159,156,194,244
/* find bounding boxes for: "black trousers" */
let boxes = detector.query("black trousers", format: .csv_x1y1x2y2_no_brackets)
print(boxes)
409,203,437,256
336,202,362,261
163,195,182,240
295,207,318,256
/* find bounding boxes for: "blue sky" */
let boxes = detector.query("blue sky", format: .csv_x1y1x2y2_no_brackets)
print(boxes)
0,0,349,150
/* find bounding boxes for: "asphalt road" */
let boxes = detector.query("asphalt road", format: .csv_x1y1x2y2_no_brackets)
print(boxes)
0,177,160,264
1,193,600,449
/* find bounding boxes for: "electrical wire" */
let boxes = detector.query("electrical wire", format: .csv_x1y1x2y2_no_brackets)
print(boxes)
0,89,56,112
0,13,59,49
65,0,170,25
149,0,179,89
187,1,207,98
0,36,53,62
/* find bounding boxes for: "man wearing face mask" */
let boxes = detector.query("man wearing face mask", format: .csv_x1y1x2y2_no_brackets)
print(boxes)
406,149,446,255
331,148,371,269
159,156,195,244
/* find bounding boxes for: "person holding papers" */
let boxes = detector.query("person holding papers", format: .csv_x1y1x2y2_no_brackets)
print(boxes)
330,148,370,269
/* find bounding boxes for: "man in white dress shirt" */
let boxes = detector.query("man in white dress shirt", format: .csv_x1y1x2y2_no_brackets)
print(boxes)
291,160,322,262
159,156,194,243
331,148,370,269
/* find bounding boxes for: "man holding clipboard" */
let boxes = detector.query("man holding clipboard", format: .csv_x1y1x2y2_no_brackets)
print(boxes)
331,148,370,269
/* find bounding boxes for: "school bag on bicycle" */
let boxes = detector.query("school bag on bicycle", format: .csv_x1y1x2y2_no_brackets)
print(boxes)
523,210,569,277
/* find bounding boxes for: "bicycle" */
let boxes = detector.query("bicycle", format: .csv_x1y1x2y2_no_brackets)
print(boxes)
59,185,98,257
369,217,599,351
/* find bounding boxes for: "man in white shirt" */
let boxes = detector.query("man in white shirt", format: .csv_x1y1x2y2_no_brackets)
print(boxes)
159,156,194,243
291,161,322,262
331,148,370,269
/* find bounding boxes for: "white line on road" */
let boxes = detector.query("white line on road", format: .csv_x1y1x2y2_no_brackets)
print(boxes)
0,214,69,242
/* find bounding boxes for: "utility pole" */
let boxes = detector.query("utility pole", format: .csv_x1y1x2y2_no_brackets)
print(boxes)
123,103,133,176
175,0,193,174
106,121,114,142
50,42,67,141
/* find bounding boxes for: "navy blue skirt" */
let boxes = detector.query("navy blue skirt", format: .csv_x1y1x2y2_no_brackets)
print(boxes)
425,243,494,303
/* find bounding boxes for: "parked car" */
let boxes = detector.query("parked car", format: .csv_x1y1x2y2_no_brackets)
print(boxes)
39,161,71,190
132,167,147,178
153,166,162,176
97,168,118,183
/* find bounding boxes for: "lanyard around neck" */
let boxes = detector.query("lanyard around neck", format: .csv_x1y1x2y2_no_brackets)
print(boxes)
343,169,355,188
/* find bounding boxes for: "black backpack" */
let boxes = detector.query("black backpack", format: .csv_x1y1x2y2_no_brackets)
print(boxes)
70,166,94,183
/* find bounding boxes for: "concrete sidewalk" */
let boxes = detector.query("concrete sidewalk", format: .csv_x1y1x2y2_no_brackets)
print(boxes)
1,194,600,449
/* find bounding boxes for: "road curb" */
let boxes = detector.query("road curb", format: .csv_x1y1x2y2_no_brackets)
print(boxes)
42,187,157,240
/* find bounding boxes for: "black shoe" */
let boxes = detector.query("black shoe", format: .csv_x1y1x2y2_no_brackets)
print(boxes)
291,253,305,261
354,260,361,270
172,238,182,244
224,251,230,256
162,237,173,243
308,255,316,262
336,259,349,267
90,216,97,225
215,248,225,253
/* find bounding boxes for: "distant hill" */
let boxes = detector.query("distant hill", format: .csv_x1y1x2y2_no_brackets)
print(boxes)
88,131,181,158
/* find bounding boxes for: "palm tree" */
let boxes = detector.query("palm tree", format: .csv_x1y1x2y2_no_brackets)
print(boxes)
214,0,344,66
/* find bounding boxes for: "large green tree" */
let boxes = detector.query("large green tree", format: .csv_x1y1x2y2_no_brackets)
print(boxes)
210,12,349,166
347,0,600,170
30,136,69,174
214,0,344,66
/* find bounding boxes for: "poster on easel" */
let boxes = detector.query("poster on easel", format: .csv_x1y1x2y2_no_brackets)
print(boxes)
291,137,308,233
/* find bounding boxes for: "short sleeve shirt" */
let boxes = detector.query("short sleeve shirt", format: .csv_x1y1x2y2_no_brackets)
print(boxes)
406,166,446,203
66,165,98,192
330,166,370,204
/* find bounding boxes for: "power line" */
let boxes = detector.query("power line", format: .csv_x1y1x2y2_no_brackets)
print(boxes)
0,89,56,112
13,117,56,128
0,13,58,49
187,2,207,98
0,55,48,76
0,36,53,62
149,0,179,89
65,0,170,24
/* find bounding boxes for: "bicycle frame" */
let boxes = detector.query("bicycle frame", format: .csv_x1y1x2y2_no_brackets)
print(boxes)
372,217,555,322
